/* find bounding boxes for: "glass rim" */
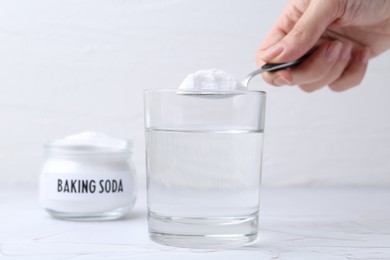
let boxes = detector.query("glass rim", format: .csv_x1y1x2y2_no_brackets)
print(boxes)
144,89,266,96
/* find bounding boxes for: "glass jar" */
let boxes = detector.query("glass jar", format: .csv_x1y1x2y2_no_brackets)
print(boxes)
39,136,136,221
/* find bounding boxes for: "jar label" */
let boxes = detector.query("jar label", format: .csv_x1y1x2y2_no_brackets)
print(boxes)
40,172,135,200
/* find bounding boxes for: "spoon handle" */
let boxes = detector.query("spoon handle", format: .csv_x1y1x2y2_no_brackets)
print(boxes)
242,47,318,87
261,47,318,72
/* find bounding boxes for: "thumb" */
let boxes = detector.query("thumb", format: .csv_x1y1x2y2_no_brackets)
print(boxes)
261,0,346,63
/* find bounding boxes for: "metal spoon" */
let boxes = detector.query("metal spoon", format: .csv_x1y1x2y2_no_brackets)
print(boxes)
241,47,317,87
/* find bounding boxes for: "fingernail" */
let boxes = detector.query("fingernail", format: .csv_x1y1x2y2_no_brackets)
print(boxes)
326,41,342,62
260,44,284,61
340,45,352,61
360,50,370,64
273,76,291,86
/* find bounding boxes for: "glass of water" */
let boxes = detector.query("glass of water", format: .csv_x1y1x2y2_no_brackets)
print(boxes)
144,89,266,248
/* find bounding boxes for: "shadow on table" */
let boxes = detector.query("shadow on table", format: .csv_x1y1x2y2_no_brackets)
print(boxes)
119,209,146,221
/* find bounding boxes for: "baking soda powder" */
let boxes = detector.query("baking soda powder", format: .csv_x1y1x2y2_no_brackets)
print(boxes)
178,69,245,92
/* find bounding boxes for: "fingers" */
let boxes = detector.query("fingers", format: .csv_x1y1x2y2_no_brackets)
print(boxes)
256,1,310,67
328,49,370,92
261,41,343,87
257,0,346,64
258,1,304,52
298,41,353,92
261,41,371,92
275,1,346,62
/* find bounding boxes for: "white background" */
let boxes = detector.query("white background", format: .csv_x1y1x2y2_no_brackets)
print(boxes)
0,0,389,187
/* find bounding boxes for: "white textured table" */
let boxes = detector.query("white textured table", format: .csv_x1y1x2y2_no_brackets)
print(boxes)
1,187,389,259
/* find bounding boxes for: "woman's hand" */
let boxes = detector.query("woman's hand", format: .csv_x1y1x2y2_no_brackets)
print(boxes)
257,0,390,92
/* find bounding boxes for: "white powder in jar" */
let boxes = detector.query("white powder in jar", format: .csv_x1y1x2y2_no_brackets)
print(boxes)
50,131,131,151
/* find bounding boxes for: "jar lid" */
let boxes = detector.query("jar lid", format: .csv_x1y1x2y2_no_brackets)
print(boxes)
44,132,132,155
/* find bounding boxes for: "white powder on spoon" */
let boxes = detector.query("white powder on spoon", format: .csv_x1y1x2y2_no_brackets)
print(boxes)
178,69,245,92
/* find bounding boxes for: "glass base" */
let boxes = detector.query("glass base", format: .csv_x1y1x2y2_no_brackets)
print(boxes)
148,212,258,249
46,206,131,221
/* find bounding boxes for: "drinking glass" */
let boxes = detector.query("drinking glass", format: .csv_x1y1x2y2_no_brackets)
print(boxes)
144,90,266,248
